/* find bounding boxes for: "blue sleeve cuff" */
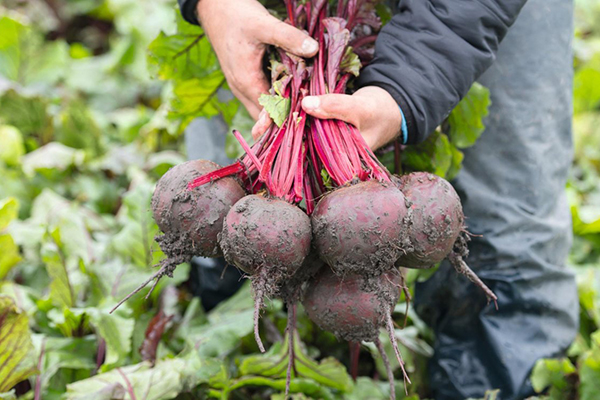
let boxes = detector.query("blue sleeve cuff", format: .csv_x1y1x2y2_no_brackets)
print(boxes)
398,106,408,144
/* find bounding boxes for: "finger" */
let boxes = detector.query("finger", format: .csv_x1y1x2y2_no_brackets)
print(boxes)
251,109,273,140
301,94,362,127
229,74,268,120
234,88,262,120
255,16,319,57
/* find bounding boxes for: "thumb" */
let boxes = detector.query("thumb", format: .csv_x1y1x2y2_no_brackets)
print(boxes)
301,95,360,127
256,15,319,57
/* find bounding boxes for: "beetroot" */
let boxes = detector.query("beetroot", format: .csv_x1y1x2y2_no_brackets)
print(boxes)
110,160,244,314
312,181,410,277
396,172,464,269
303,267,410,391
220,194,312,351
152,159,245,258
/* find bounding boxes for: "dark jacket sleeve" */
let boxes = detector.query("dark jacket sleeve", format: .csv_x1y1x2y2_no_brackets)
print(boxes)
178,0,200,25
357,0,528,144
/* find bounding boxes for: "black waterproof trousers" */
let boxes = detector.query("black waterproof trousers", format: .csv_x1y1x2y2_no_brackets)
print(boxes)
413,0,579,399
185,0,579,398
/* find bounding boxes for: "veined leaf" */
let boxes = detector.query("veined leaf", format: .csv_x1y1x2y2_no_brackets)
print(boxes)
259,94,291,128
88,308,135,369
447,82,491,148
0,296,38,392
65,352,223,400
340,47,361,77
239,331,353,393
42,234,75,309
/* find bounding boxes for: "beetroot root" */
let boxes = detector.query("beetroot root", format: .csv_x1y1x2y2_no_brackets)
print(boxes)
152,159,245,258
312,181,410,277
220,194,312,351
303,267,410,392
303,267,400,342
396,172,464,269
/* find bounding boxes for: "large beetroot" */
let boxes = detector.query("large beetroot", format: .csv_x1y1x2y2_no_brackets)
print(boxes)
396,172,498,306
110,160,244,313
220,194,312,352
152,159,245,258
396,172,464,269
303,267,410,397
312,181,410,277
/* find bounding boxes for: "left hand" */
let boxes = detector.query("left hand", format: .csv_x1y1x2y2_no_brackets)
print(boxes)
251,86,402,151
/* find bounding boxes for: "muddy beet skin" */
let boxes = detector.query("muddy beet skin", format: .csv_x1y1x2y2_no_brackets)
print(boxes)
311,181,410,277
220,195,312,283
303,267,401,342
151,159,245,258
396,172,464,269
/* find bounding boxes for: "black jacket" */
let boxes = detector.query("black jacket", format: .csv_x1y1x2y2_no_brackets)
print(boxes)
178,0,528,144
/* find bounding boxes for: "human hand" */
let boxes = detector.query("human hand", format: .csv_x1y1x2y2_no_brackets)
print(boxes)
197,0,319,119
252,86,402,151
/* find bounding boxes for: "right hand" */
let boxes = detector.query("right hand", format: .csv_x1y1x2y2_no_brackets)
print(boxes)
196,0,319,120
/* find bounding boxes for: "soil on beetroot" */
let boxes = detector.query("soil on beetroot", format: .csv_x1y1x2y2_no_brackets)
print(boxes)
311,181,411,278
303,267,402,342
396,172,464,269
152,159,245,258
220,195,312,288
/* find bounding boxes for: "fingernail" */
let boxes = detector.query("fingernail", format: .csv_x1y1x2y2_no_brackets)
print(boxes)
302,96,320,111
301,38,319,55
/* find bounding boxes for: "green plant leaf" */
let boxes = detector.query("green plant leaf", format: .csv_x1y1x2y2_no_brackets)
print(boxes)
240,332,353,393
0,295,38,392
340,47,361,77
88,308,135,369
0,126,25,166
447,82,491,148
530,358,576,395
259,94,291,128
65,353,223,400
0,90,52,143
403,131,453,178
147,31,217,81
579,331,600,400
32,335,97,395
42,235,75,308
22,143,85,176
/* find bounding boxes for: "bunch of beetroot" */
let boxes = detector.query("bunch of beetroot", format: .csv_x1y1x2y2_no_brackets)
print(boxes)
113,1,498,398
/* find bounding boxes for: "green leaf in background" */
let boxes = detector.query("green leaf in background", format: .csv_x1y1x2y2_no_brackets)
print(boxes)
345,377,389,400
65,352,223,400
447,82,491,148
180,283,256,358
0,15,69,87
147,31,217,81
240,332,353,393
403,131,453,178
259,93,291,128
0,126,25,166
32,335,97,395
530,358,577,399
89,308,135,369
0,90,52,144
0,16,26,82
574,62,600,114
56,101,102,154
0,390,16,400
0,295,38,392
42,235,75,308
22,143,86,176
579,331,600,400
170,71,229,125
